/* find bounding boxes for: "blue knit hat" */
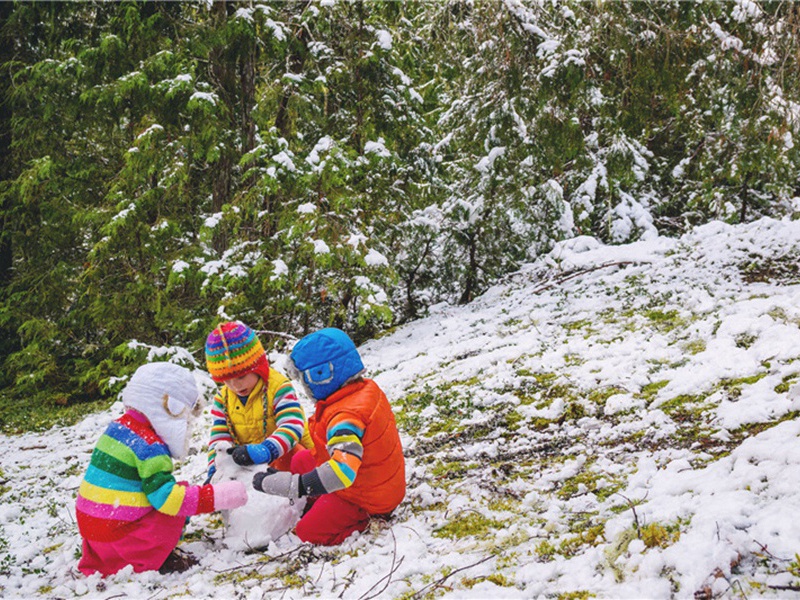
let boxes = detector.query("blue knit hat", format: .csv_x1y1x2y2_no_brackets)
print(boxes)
290,328,365,400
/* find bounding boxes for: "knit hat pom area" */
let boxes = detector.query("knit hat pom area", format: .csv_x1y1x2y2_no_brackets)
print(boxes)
205,321,268,383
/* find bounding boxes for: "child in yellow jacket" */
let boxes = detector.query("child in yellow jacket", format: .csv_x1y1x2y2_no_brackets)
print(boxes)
204,321,313,480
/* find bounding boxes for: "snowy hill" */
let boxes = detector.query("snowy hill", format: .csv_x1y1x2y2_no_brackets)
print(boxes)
2,217,800,599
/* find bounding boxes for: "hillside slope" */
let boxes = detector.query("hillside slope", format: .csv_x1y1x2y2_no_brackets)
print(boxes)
2,217,800,599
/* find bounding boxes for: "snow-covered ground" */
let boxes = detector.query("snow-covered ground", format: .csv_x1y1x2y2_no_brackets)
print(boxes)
2,217,800,599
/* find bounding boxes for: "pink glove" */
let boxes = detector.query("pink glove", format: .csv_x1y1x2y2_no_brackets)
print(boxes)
213,480,248,510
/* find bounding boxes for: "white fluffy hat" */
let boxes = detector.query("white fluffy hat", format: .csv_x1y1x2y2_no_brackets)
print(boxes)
121,362,199,459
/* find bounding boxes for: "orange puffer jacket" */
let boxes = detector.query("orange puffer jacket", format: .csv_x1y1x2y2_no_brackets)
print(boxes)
310,379,406,515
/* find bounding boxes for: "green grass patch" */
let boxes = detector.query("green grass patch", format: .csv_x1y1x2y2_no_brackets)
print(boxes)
433,511,504,539
557,466,621,501
640,380,669,401
682,339,706,354
0,396,116,434
641,521,681,549
559,523,605,557
557,592,596,600
462,573,514,589
431,460,475,480
535,539,557,561
775,373,800,394
505,409,524,431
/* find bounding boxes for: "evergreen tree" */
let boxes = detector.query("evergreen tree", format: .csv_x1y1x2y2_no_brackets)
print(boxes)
1,0,800,417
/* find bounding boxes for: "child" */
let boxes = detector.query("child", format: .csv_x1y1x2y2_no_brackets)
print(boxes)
252,327,406,546
204,321,313,480
76,362,248,576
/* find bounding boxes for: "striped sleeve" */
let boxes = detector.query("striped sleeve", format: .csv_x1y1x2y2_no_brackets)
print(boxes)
120,418,215,517
300,414,365,496
207,391,233,471
262,380,306,460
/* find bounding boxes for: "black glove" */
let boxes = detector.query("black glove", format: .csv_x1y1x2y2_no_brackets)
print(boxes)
227,446,254,466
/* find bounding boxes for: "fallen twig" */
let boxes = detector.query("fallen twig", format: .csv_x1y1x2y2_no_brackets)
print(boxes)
531,261,642,295
409,554,494,599
212,544,306,573
255,329,298,341
753,539,792,563
614,492,646,538
767,585,800,591
358,529,404,600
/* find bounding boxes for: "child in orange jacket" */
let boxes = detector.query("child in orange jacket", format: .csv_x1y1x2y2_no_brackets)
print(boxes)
252,328,405,545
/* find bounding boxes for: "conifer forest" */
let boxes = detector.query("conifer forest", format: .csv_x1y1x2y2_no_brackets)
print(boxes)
1,0,799,422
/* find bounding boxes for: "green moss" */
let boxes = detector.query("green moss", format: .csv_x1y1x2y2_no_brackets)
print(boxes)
588,386,627,405
531,417,555,431
431,460,474,479
718,372,768,399
409,501,447,515
61,462,82,477
505,409,523,431
502,317,523,328
646,309,679,323
462,573,514,588
560,401,586,423
440,376,481,390
495,551,521,570
640,380,669,401
433,512,504,539
559,524,605,557
604,528,638,582
658,393,703,414
427,416,464,435
535,540,557,561
563,319,594,332
557,591,596,600
564,353,585,366
557,467,621,501
486,497,513,512
775,373,799,394
396,382,478,437
641,522,680,548
395,408,423,435
42,543,62,554
730,411,800,442
513,371,576,408
643,308,693,333
682,339,706,354
214,567,269,585
735,332,758,349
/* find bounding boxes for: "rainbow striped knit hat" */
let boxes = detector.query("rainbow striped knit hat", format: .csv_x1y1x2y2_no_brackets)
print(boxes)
205,321,268,383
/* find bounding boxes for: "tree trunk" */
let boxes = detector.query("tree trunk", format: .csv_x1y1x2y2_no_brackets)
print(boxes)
0,1,14,287
459,231,478,305
209,0,237,254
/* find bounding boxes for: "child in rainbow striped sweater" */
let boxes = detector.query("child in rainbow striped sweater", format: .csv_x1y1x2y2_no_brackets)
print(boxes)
76,362,248,577
204,321,313,480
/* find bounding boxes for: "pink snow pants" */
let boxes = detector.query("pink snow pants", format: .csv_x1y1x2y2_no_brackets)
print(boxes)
77,510,185,577
290,449,371,545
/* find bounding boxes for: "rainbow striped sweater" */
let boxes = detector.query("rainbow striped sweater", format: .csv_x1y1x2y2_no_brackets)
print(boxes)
76,409,216,543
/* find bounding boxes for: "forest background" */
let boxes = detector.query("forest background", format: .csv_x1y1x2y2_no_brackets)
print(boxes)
1,0,799,430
